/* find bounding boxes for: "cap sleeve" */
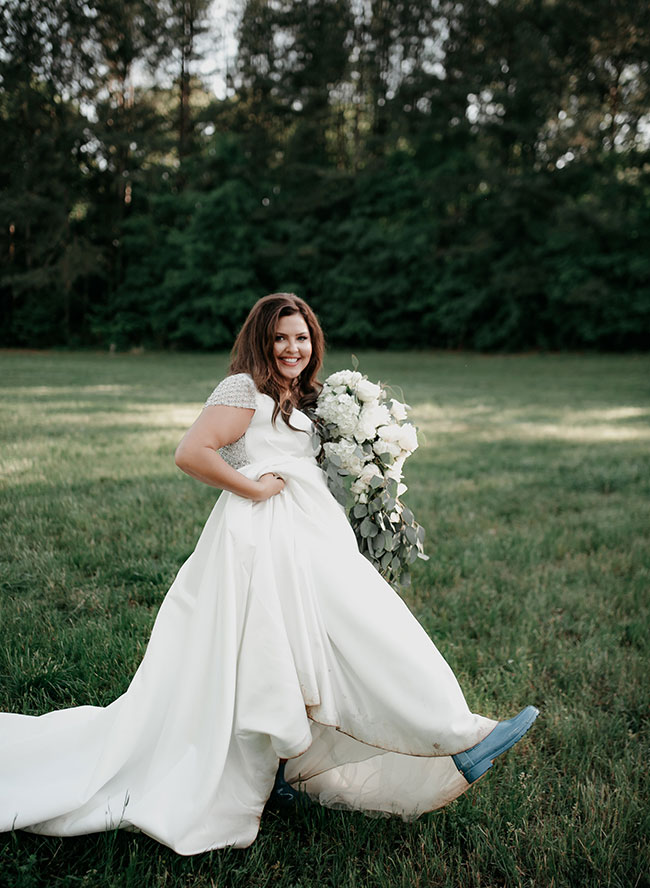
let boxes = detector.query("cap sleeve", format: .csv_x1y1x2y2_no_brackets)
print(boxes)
204,373,257,410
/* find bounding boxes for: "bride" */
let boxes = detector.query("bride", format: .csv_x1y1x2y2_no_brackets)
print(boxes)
0,293,537,855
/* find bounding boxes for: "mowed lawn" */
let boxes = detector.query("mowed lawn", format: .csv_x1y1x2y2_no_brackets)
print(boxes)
0,350,648,888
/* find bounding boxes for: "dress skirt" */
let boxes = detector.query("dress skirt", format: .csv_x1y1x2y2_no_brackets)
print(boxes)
0,394,496,854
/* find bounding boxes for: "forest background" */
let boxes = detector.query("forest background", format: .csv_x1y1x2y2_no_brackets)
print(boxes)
1,0,650,353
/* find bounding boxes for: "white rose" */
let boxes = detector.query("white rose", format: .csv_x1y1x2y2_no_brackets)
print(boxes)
355,378,382,403
389,399,410,421
355,403,392,443
325,370,363,389
376,423,403,444
397,422,418,453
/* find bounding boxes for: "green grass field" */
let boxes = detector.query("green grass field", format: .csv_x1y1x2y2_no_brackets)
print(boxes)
0,350,648,888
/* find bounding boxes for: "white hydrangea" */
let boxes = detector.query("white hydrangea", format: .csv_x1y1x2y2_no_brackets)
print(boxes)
324,439,366,476
315,391,361,437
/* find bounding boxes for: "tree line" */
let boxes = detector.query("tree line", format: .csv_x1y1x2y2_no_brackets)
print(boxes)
1,0,649,351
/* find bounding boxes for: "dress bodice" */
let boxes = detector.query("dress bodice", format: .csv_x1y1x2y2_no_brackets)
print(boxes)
204,374,316,469
244,392,316,466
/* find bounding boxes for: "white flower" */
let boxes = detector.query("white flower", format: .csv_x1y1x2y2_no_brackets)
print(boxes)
377,423,401,442
373,438,402,459
315,391,360,437
355,378,382,403
389,398,410,422
397,422,418,453
385,455,406,483
356,462,383,489
325,370,363,389
324,440,366,476
355,402,392,443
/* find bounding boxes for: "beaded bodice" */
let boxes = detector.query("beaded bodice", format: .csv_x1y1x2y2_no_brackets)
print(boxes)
204,374,258,469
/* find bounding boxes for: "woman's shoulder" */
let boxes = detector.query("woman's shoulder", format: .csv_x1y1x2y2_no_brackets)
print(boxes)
204,373,258,410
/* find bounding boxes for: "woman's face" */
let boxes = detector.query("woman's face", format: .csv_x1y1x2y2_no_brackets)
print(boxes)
273,312,312,384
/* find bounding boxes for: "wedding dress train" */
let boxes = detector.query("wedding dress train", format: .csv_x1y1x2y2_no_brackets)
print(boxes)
0,377,497,854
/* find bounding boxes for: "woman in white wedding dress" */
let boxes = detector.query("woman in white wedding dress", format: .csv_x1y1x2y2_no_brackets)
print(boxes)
0,293,537,855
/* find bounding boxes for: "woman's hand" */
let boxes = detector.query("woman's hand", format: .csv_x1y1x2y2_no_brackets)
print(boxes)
254,472,285,502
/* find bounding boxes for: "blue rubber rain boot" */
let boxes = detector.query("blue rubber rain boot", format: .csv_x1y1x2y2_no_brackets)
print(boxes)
452,706,539,784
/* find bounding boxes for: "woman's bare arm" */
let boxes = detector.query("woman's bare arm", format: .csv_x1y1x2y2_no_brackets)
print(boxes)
174,405,284,502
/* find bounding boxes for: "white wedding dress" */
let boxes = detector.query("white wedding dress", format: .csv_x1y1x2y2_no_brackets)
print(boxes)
0,374,496,855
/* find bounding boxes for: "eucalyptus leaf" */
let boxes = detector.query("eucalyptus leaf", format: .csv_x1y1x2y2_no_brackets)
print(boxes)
402,506,414,524
326,463,339,480
353,503,368,518
359,517,374,538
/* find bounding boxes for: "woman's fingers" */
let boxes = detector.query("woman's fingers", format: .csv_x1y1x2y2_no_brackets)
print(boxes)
258,472,286,498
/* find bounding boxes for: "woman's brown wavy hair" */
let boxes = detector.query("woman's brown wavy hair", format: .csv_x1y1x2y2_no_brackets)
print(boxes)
229,293,324,426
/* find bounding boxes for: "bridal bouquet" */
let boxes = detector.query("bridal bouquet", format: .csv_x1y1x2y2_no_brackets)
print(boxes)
310,368,428,587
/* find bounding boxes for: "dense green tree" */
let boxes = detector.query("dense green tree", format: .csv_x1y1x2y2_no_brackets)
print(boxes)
0,0,98,345
96,132,262,349
1,0,649,350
